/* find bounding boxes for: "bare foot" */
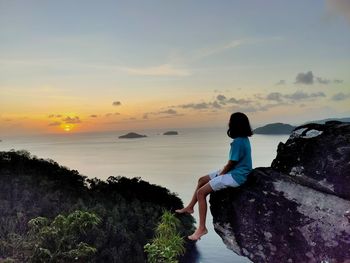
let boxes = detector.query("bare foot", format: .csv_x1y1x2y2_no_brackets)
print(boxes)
175,207,194,214
188,228,208,241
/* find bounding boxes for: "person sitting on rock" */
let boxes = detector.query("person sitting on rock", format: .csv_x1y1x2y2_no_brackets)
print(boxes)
176,112,253,241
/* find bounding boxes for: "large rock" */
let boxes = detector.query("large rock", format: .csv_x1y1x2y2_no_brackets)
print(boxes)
271,121,350,200
209,122,350,263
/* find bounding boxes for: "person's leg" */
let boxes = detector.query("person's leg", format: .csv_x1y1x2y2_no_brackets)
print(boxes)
175,175,210,214
188,183,213,240
188,174,239,240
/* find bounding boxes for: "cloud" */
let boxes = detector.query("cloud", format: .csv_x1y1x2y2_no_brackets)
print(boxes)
265,91,326,102
179,102,209,110
143,108,182,120
126,117,136,120
112,101,121,106
158,113,185,119
192,39,244,60
216,94,251,105
316,77,343,85
284,91,326,100
226,97,251,105
216,95,227,102
327,0,350,22
48,114,62,118
295,71,314,85
176,95,253,113
48,121,61,126
122,64,191,77
189,38,282,62
294,71,343,85
212,101,222,109
159,109,177,115
105,112,120,117
90,114,98,118
276,80,286,85
331,92,350,101
168,37,282,66
170,88,327,116
62,116,81,123
230,102,285,113
266,92,283,102
316,77,331,85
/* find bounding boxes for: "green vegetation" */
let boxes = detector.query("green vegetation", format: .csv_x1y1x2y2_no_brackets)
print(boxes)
0,150,195,262
28,210,100,262
144,211,185,263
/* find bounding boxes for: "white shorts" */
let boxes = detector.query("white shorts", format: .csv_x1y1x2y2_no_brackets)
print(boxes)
208,170,240,191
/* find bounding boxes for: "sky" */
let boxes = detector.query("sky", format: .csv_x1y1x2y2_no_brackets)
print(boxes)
0,0,350,136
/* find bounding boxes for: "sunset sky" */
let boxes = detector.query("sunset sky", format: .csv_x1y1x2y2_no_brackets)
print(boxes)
1,0,349,136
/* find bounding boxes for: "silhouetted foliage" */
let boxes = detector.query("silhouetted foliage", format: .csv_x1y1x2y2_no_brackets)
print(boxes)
0,150,195,262
28,210,100,262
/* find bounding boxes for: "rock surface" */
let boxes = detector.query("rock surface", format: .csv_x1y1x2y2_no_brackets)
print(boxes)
271,121,350,199
118,132,147,139
210,121,350,263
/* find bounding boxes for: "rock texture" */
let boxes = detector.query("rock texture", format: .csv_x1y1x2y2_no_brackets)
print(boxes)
271,121,350,200
210,121,350,263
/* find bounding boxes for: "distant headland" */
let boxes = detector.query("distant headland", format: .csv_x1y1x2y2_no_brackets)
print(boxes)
118,132,147,139
253,123,296,135
254,117,350,135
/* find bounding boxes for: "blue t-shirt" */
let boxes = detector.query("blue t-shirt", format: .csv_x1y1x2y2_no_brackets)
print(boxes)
228,137,252,185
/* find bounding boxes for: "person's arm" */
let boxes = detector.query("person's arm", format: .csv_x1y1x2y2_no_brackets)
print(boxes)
220,138,241,175
219,160,237,175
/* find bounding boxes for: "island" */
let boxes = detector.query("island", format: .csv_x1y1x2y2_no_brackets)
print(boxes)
118,132,147,139
253,122,296,135
163,131,178,135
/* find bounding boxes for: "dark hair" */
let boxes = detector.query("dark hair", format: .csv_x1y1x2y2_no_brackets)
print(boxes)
227,112,253,139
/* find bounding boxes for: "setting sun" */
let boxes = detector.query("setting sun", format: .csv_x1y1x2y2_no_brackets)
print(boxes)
62,124,73,132
0,1,349,263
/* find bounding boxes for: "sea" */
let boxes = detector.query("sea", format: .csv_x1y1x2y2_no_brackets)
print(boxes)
0,127,289,263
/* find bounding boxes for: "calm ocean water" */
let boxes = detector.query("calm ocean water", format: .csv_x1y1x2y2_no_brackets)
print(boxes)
0,127,288,263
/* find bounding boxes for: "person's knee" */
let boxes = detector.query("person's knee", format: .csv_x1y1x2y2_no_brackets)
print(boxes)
198,176,207,185
198,177,204,185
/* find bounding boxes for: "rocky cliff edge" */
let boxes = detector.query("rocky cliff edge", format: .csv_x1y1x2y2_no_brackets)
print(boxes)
209,121,350,263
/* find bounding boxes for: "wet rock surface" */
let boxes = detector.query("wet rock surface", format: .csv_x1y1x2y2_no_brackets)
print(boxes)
210,122,350,263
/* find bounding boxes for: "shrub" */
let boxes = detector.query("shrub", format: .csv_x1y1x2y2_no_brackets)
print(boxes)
144,211,185,263
28,210,100,262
